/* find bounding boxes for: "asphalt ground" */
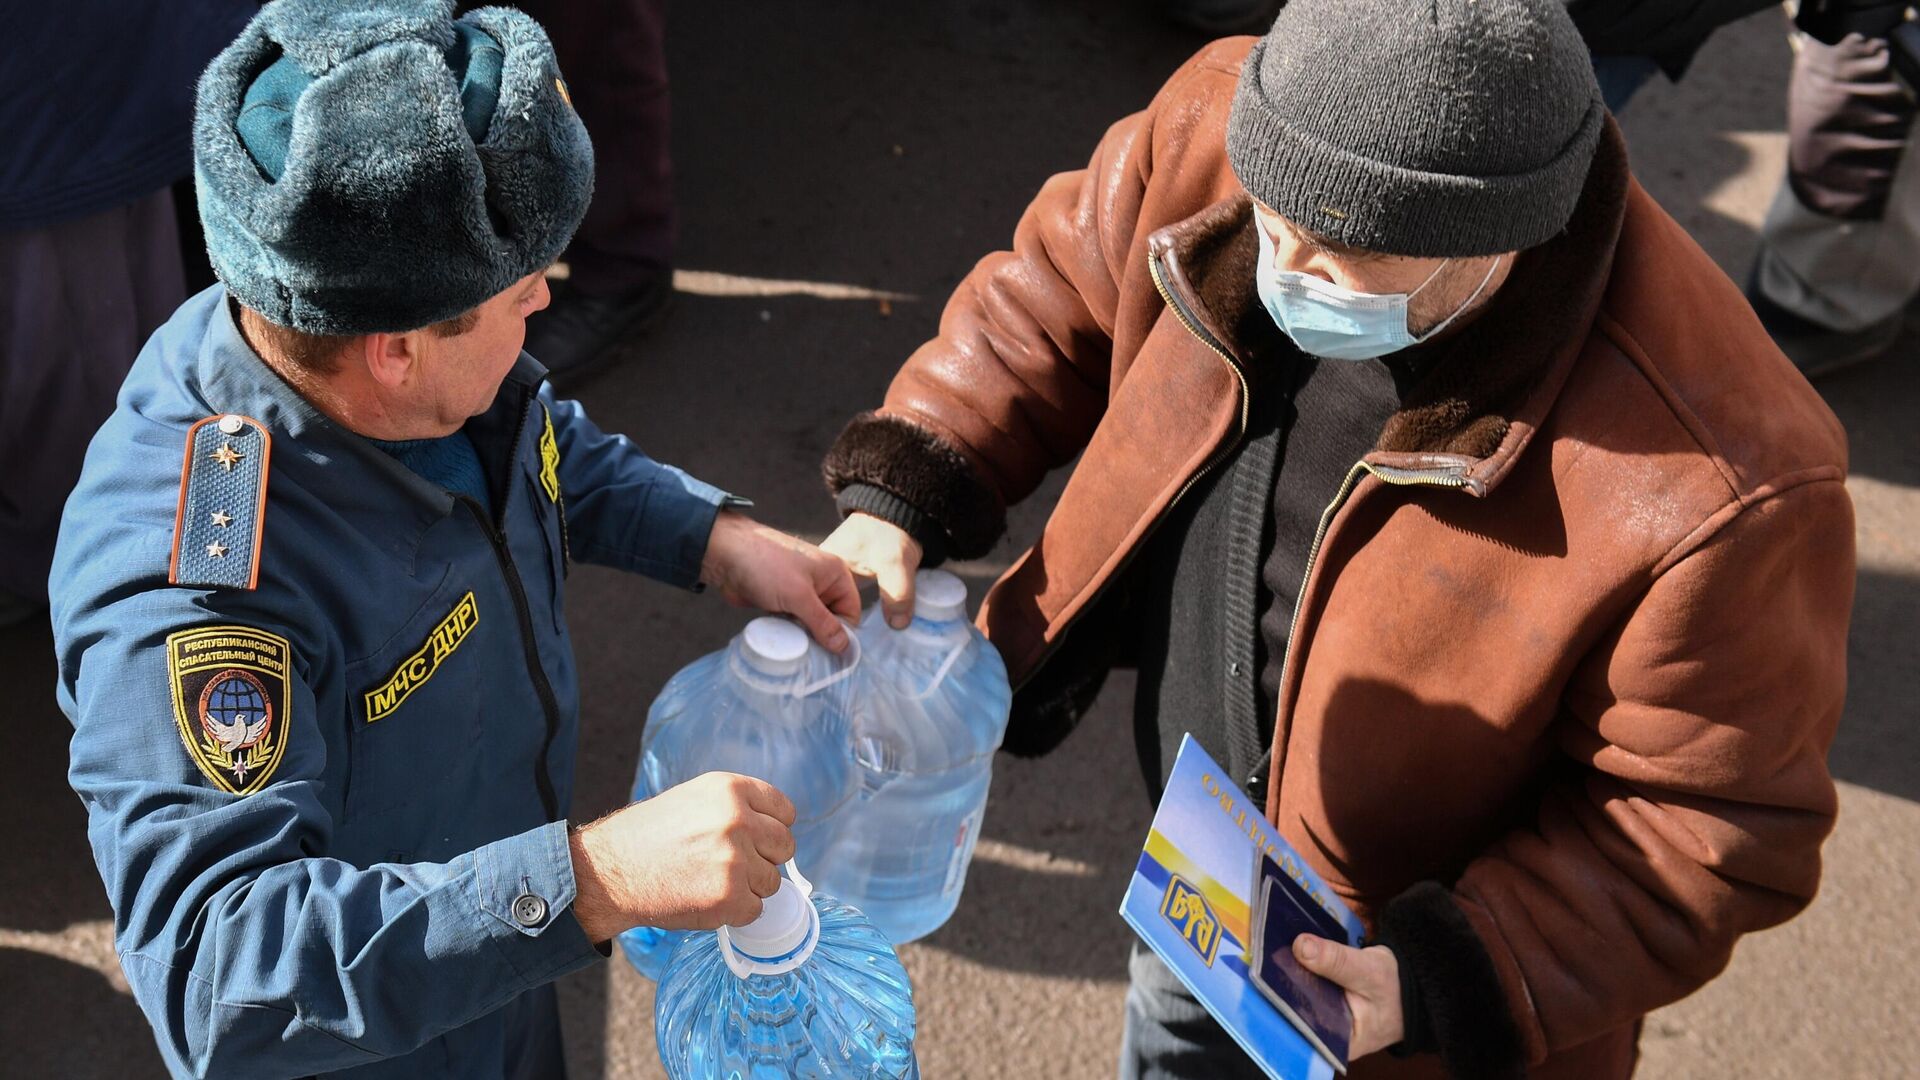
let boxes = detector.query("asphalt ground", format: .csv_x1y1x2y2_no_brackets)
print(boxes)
3,3,1916,1078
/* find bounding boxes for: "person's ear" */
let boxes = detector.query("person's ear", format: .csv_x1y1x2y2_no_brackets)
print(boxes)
361,330,422,390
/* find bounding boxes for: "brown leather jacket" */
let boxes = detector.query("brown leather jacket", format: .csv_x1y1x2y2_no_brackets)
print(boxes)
824,39,1854,1079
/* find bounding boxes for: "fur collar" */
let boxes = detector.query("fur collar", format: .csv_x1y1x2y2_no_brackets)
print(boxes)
1151,119,1632,495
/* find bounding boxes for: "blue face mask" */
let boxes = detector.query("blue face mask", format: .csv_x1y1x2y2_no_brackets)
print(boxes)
1255,221,1503,361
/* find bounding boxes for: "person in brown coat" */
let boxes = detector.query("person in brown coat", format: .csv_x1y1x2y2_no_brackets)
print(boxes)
817,1,1856,1077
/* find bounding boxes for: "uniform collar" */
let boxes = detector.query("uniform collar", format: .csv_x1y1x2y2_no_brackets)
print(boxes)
189,288,547,542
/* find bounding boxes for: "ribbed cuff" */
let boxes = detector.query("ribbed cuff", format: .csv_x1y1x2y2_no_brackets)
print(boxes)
835,483,949,566
1373,881,1525,1080
822,411,1005,559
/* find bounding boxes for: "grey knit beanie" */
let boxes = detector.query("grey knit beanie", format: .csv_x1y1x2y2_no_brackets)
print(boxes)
1226,0,1605,257
194,0,593,334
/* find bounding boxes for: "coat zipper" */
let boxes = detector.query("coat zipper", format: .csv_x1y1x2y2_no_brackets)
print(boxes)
458,495,562,822
1150,251,1252,506
1011,250,1249,690
456,389,563,821
1265,459,1470,800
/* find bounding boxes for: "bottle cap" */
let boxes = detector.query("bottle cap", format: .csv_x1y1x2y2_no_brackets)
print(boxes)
726,879,813,959
740,617,810,676
717,861,821,977
914,569,968,623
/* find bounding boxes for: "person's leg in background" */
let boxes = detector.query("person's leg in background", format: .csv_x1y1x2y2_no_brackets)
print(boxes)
1162,0,1279,35
171,175,217,296
1118,943,1271,1080
1591,53,1663,114
517,0,677,389
1748,13,1920,376
0,187,186,625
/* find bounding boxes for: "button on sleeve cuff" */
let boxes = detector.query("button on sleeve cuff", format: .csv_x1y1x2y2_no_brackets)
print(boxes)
472,821,603,985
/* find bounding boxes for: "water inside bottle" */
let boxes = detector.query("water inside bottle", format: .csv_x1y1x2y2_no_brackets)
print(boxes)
654,866,918,1079
814,571,1011,944
621,617,861,979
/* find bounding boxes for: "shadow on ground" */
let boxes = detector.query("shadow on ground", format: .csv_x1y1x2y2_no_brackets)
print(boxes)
5,4,1915,1079
0,948,160,1075
0,619,114,935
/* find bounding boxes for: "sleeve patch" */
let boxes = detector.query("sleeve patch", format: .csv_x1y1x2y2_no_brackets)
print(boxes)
167,625,292,796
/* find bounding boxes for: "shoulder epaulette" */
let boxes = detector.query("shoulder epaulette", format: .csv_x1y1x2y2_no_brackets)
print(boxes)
169,414,272,590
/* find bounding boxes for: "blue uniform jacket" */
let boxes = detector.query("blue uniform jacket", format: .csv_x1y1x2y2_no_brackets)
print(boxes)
49,286,734,1078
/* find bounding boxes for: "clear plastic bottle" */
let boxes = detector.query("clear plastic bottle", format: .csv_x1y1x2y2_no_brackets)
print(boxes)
814,570,1012,945
654,863,919,1080
618,617,860,980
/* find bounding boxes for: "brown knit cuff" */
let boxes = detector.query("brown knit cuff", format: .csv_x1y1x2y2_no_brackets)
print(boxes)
822,411,1005,559
1373,881,1525,1080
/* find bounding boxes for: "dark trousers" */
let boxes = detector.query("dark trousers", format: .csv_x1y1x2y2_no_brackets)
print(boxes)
499,982,568,1080
0,186,185,602
517,0,675,294
1119,942,1269,1080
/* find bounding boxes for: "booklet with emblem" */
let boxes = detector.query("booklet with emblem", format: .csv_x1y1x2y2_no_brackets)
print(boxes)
1119,734,1365,1079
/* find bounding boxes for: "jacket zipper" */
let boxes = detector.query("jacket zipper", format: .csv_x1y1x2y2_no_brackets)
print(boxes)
1150,251,1253,506
459,495,562,822
457,389,563,821
1265,459,1469,799
1011,251,1250,690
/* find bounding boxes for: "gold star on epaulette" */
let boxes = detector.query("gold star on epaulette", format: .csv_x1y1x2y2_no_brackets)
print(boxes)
206,541,228,558
210,510,233,528
211,443,244,470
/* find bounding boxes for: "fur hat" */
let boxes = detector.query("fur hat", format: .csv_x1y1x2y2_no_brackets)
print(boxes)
194,0,593,334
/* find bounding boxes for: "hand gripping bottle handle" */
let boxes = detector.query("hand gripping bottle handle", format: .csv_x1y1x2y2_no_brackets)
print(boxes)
724,618,863,698
716,861,822,978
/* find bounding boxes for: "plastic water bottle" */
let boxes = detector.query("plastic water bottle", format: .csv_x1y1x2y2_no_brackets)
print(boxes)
814,570,1012,945
618,617,860,980
654,862,919,1080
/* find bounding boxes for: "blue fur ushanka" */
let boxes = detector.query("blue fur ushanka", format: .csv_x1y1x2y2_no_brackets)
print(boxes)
193,0,593,335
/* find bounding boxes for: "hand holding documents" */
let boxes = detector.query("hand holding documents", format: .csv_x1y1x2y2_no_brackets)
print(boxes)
1120,735,1364,1079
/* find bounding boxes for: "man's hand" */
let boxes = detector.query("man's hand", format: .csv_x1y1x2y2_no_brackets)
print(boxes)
819,512,923,629
1293,936,1405,1059
700,510,861,651
568,772,798,944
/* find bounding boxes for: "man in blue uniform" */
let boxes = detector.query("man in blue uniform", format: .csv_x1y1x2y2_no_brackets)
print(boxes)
48,2,857,1076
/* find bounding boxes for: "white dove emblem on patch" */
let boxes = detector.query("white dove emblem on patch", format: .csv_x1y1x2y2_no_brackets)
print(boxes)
198,670,275,784
207,710,270,755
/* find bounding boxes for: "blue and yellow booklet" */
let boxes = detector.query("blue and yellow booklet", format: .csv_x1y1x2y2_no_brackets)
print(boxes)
1120,734,1366,1079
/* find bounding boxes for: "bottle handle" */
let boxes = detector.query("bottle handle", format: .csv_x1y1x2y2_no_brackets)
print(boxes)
910,634,970,701
715,860,820,979
790,626,861,697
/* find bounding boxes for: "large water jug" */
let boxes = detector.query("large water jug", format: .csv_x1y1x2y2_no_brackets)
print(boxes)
814,570,1012,945
655,862,918,1080
618,617,860,980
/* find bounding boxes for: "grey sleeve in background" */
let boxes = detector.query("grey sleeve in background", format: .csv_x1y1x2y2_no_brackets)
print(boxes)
1753,27,1920,333
1782,29,1918,220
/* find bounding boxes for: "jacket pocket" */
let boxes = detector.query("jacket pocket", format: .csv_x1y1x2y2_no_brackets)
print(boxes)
341,571,485,822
